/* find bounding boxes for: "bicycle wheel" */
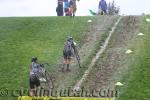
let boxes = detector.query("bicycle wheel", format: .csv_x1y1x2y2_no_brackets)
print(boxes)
44,71,54,89
73,46,81,68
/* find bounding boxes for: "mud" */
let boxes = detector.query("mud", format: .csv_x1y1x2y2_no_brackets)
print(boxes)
83,16,140,91
73,17,122,91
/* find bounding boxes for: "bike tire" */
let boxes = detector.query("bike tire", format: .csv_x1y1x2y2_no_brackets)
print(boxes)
73,46,81,68
44,71,54,89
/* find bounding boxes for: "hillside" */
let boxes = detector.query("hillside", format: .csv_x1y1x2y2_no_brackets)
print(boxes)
0,15,150,100
0,16,94,99
0,16,118,99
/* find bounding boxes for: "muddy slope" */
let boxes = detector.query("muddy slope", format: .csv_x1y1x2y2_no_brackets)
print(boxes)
83,16,140,90
52,16,119,90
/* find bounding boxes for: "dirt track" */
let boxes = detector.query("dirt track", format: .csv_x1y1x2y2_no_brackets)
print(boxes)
83,16,140,91
51,16,119,91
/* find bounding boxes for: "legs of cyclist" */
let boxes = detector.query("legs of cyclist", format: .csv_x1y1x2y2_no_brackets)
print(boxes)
66,58,71,71
29,74,40,96
62,51,71,72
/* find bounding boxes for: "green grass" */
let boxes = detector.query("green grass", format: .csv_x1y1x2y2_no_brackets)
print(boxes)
2,15,149,100
0,16,95,99
118,15,150,100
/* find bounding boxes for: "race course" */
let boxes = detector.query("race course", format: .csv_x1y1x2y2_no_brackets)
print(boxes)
0,15,150,100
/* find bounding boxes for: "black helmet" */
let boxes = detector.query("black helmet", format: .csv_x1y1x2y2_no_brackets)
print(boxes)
31,57,37,62
67,37,73,42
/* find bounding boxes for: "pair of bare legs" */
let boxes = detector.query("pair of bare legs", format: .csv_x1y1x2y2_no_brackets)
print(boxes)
68,5,76,17
62,59,71,72
29,86,41,96
29,89,36,96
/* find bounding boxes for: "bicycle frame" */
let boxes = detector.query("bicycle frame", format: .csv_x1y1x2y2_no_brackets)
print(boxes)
72,44,81,68
38,64,54,89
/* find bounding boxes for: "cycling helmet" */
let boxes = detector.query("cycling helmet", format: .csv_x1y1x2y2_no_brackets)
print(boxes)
67,37,73,42
31,57,37,62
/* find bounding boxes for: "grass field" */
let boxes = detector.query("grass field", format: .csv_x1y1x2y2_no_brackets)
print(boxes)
0,17,95,98
118,15,150,100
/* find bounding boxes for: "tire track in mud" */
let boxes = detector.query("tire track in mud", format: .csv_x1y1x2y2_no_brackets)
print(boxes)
83,16,140,91
73,17,122,91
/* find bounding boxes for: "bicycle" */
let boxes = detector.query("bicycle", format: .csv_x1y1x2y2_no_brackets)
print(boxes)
72,42,81,68
37,63,55,89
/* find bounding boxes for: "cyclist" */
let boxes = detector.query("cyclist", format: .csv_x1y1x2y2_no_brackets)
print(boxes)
29,57,40,96
62,37,76,72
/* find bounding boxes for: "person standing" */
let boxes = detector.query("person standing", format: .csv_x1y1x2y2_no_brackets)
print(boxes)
68,0,77,16
64,0,69,16
99,0,107,15
56,0,64,16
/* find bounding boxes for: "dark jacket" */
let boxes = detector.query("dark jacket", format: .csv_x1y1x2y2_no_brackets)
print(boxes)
56,3,63,16
99,0,107,11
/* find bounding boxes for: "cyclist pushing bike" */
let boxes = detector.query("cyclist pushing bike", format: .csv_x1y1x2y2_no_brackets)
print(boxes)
62,37,81,72
29,57,41,96
29,57,54,96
